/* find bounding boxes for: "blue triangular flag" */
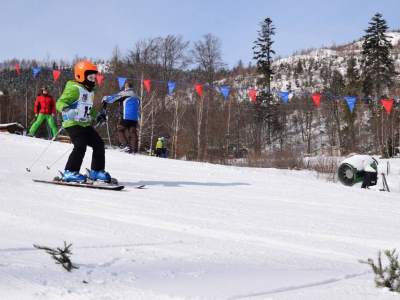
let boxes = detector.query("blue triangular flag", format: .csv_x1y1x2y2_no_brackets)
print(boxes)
168,82,176,94
279,92,291,104
118,77,127,89
220,86,230,99
344,97,357,113
33,67,40,78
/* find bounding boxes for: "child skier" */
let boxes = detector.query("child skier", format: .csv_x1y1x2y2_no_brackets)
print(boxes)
56,60,110,183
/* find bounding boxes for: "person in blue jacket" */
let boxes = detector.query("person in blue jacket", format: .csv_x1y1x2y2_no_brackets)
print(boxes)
102,82,140,154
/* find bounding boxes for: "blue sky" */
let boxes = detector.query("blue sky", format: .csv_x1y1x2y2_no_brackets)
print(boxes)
2,0,400,69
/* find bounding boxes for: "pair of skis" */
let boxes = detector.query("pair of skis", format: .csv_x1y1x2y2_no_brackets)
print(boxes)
32,179,145,191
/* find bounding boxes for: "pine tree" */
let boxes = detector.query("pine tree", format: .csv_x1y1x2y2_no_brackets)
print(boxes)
34,241,79,272
361,13,398,157
361,13,397,98
253,17,275,92
360,249,400,292
295,60,303,75
345,57,362,97
252,18,281,152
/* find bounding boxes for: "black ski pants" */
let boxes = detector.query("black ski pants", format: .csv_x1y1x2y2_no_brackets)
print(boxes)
65,125,105,172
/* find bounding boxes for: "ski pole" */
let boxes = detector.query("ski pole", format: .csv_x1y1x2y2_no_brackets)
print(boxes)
28,116,37,128
98,102,111,145
25,121,69,173
105,118,111,147
103,108,112,147
93,119,107,129
44,145,73,172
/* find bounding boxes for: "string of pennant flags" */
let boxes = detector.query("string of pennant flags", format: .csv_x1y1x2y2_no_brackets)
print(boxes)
2,62,398,116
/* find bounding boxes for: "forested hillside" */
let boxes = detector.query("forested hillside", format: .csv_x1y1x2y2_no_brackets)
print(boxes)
1,19,400,164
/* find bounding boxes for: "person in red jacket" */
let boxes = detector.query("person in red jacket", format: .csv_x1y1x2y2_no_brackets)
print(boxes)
28,86,58,138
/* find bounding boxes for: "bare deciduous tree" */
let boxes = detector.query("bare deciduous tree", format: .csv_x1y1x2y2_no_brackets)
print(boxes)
156,35,191,109
190,33,227,161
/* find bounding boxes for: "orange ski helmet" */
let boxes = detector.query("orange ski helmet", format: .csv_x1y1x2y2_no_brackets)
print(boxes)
74,60,98,82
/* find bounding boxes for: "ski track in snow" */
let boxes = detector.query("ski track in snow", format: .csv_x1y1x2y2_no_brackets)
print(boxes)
0,133,400,299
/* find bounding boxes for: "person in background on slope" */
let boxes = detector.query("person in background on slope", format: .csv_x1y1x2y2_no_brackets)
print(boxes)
28,86,58,138
155,138,163,157
56,60,109,183
102,81,140,155
160,137,167,158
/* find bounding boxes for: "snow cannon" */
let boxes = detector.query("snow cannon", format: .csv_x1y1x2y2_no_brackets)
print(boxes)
337,155,378,186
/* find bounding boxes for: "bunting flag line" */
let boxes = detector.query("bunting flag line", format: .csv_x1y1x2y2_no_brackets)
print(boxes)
168,82,176,94
96,74,104,86
2,62,399,116
33,68,40,78
312,93,322,108
220,86,230,99
381,99,394,115
53,70,61,82
143,79,151,92
194,84,203,98
118,77,127,89
248,89,258,104
279,91,291,104
344,97,357,113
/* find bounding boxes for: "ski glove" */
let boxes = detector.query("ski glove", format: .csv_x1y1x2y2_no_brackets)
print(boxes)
96,113,107,123
62,106,77,121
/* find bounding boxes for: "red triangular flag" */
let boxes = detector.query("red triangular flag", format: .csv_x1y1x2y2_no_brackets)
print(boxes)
15,65,20,75
53,70,61,82
194,84,203,98
311,93,322,108
143,79,151,92
248,89,258,104
96,74,104,86
381,99,394,115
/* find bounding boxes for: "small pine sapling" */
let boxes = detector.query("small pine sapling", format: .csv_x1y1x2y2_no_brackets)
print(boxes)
34,241,79,272
359,249,400,292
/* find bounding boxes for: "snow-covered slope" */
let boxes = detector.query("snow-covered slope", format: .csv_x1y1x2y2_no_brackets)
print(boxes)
1,133,400,300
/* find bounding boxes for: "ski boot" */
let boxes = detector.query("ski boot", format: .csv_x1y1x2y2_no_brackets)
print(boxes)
120,144,131,152
86,169,117,184
56,170,86,183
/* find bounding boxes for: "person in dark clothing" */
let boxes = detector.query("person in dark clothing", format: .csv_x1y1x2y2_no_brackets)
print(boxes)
28,86,58,138
155,138,163,157
160,137,167,158
102,82,140,154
